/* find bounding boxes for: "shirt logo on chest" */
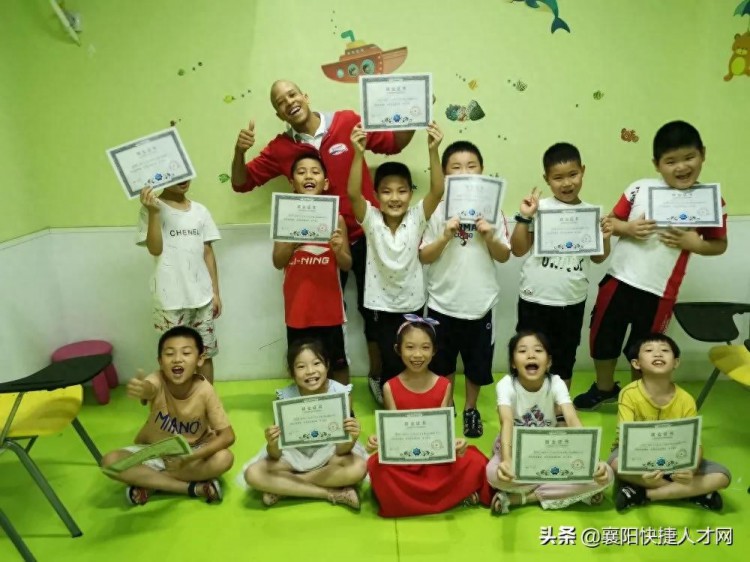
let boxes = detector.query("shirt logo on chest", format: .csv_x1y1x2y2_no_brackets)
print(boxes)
328,143,348,156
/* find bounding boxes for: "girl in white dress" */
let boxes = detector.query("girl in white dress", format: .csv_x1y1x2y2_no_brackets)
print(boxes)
241,339,367,510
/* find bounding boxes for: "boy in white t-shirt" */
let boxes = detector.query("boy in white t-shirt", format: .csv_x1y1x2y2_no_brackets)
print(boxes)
137,181,222,383
510,143,612,391
419,141,511,437
347,122,445,392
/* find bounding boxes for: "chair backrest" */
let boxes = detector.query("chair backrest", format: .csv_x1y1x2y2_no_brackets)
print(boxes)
672,302,750,343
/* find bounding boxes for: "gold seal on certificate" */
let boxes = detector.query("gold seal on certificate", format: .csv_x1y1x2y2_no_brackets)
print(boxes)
444,175,505,225
273,392,349,449
106,127,196,199
359,73,432,131
533,206,603,257
646,184,722,227
101,435,192,475
270,193,339,243
376,408,455,465
618,417,701,474
512,427,602,484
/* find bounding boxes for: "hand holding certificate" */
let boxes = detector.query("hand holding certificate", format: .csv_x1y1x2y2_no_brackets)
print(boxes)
511,427,602,483
106,127,196,199
618,417,701,474
445,175,505,225
376,408,455,464
646,184,722,227
101,435,192,475
533,207,604,257
360,73,432,131
273,392,350,448
271,193,339,243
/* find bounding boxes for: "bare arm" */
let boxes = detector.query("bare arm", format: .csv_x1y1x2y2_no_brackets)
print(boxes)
347,125,368,223
659,229,727,256
204,243,222,318
330,216,352,271
335,417,361,455
140,187,163,256
231,120,255,187
499,405,514,467
419,217,459,264
509,187,540,257
483,229,511,263
272,242,298,270
393,130,416,151
440,381,453,407
590,216,613,264
422,122,445,221
186,426,236,461
383,383,396,411
559,403,582,427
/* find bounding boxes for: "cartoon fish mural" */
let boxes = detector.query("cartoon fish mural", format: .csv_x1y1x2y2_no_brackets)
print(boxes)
593,90,604,100
735,0,750,17
468,79,478,90
513,80,528,92
218,173,230,183
514,0,570,33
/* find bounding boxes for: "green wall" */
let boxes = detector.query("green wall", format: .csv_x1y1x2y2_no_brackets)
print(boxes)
2,0,748,242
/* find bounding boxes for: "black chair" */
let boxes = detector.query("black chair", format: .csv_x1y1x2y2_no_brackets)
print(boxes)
0,507,36,561
672,302,750,410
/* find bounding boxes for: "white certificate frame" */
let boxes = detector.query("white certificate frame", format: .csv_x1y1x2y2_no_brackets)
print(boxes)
270,193,339,243
618,417,702,475
360,73,433,132
444,175,506,225
533,206,603,257
273,392,350,449
512,427,602,484
106,127,196,199
645,184,722,227
376,408,455,465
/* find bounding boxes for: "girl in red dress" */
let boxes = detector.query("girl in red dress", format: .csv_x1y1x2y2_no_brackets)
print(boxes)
366,316,492,517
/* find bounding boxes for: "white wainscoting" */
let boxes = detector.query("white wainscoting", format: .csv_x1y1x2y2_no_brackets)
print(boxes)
2,219,748,383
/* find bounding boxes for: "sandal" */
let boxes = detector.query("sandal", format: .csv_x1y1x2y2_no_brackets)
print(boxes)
262,492,282,507
462,492,480,507
188,479,223,504
125,485,149,506
328,487,360,511
587,492,604,506
490,491,510,516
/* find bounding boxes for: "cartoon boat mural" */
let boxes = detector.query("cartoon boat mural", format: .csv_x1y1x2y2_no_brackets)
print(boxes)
321,30,408,83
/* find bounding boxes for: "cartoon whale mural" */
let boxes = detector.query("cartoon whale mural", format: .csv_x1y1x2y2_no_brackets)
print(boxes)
513,0,570,33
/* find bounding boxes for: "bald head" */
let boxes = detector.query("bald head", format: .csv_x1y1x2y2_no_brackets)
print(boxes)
270,80,303,108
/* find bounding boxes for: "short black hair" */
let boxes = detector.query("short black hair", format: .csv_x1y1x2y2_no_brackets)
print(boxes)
286,338,330,376
507,330,552,377
290,153,327,177
543,142,582,173
628,333,681,361
653,121,704,162
158,326,204,356
374,161,414,191
441,141,484,172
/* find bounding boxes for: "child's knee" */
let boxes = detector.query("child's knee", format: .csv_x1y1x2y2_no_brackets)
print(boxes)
101,450,128,468
214,449,234,472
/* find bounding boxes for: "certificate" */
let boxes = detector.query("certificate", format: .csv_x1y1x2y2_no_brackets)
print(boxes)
273,392,349,449
101,435,191,475
512,427,602,484
646,184,722,227
533,206,603,257
106,127,196,199
618,417,701,474
444,175,505,225
376,408,455,465
270,193,339,243
360,73,432,131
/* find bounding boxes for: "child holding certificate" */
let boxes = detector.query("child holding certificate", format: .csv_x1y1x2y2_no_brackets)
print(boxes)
137,180,222,383
101,327,235,505
273,154,352,384
610,333,731,511
347,122,445,390
366,318,492,517
419,141,511,438
576,121,728,410
241,339,367,510
486,331,613,515
510,143,612,390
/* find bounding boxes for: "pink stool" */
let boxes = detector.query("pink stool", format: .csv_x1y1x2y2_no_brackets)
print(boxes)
51,340,119,405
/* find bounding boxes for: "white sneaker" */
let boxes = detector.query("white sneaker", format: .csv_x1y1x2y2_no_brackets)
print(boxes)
368,377,383,405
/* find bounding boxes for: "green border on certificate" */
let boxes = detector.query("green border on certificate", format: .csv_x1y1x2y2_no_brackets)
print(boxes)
101,435,192,475
619,417,701,474
376,408,455,465
512,427,601,483
273,392,349,449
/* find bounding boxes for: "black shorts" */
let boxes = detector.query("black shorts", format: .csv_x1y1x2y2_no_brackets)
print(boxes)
369,307,424,386
427,308,495,386
286,325,348,372
516,298,586,381
589,275,675,361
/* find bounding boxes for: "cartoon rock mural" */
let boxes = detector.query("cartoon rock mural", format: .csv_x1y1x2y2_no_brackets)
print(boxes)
321,30,407,83
513,0,570,33
725,31,750,80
